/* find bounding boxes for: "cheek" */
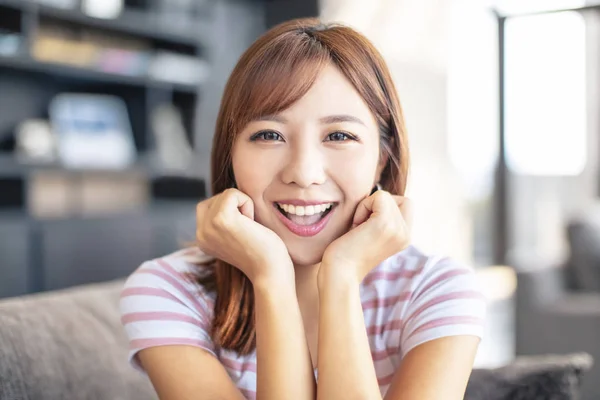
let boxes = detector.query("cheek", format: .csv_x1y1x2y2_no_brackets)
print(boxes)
232,149,272,195
331,149,379,198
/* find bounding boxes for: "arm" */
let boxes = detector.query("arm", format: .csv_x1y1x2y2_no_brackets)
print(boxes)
316,267,481,400
139,346,247,400
138,275,316,400
254,276,316,400
193,189,314,399
316,270,380,400
384,335,480,400
316,191,483,399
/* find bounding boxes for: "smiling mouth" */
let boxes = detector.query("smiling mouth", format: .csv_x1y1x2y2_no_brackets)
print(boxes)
274,203,336,226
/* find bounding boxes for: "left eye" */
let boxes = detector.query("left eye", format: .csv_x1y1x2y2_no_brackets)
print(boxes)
326,131,355,141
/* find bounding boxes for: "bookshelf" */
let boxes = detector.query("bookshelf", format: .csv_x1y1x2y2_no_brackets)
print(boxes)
0,0,320,299
0,0,210,211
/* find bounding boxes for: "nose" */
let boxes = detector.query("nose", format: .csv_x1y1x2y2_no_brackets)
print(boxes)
280,140,327,188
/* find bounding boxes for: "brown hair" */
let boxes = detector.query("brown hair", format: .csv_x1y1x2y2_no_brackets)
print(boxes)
199,17,409,355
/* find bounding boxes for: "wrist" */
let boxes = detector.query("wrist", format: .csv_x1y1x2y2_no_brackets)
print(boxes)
251,258,296,291
317,260,362,292
253,276,299,309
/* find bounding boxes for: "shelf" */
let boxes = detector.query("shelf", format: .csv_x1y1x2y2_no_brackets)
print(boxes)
0,154,153,178
0,0,208,49
0,154,204,180
0,54,199,94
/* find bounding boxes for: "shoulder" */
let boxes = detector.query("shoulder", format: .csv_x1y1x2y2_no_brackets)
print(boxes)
362,246,486,359
120,247,217,322
119,247,220,371
363,245,480,295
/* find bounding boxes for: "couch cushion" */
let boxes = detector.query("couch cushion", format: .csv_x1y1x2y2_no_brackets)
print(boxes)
465,353,594,400
0,279,157,400
567,218,600,292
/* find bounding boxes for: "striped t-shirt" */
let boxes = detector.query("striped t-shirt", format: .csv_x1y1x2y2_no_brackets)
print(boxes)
120,245,486,398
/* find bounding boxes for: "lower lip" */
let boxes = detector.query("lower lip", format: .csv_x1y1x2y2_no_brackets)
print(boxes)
273,204,335,237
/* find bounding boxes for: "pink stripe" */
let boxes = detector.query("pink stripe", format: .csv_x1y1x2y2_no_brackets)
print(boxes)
181,248,201,256
158,258,196,284
121,287,182,304
121,311,203,328
408,315,485,340
361,291,411,310
404,291,486,326
362,269,421,286
378,371,396,386
157,259,217,310
130,337,214,352
414,269,470,299
371,346,400,361
239,388,256,399
138,265,209,321
366,318,403,336
363,256,429,287
221,357,257,373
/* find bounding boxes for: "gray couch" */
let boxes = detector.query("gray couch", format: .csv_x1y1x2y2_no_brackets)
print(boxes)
0,279,157,400
515,218,600,400
516,265,600,400
0,278,593,400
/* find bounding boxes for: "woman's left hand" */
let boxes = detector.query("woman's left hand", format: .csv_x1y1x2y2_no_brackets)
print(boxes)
319,190,412,285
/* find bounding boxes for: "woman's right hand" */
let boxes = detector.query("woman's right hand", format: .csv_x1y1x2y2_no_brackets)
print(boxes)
196,188,294,286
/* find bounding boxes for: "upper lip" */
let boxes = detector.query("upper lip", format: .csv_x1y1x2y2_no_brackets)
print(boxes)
275,200,337,206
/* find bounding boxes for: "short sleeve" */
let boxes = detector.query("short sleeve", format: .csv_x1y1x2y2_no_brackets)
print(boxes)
399,257,487,358
119,258,216,373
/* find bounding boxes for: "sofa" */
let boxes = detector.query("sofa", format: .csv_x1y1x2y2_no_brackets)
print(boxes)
0,278,594,400
0,279,157,400
515,217,600,400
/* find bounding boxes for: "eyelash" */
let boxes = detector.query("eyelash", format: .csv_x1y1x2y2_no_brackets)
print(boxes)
250,130,358,142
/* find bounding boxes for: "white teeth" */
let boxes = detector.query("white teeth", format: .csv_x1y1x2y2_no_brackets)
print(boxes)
277,202,333,216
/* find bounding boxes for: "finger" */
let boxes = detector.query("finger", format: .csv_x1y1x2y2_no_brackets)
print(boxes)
196,197,214,230
389,195,413,235
351,191,392,228
395,196,413,232
203,194,218,215
351,199,371,228
222,188,255,220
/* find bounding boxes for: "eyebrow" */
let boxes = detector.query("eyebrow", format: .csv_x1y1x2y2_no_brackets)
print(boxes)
255,114,366,126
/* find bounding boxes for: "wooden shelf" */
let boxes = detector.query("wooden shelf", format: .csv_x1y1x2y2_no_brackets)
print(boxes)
0,0,208,49
0,154,153,178
0,54,199,94
0,154,204,180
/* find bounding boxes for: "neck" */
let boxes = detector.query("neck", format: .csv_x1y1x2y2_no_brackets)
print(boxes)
293,262,321,323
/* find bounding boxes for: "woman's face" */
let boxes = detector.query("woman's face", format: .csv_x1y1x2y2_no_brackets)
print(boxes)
232,63,386,266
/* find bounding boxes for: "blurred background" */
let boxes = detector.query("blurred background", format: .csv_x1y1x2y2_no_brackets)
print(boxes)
1,0,600,397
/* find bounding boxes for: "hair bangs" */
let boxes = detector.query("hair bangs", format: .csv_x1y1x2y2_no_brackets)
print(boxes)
236,32,330,129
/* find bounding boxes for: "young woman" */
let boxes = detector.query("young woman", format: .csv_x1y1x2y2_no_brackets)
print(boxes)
120,18,486,400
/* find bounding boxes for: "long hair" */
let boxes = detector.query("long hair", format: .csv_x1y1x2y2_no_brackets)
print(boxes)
199,17,410,355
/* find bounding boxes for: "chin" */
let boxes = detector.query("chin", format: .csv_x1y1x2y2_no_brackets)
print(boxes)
287,246,326,267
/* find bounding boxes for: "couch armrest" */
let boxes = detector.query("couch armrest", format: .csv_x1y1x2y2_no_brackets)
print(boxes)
516,266,567,309
547,293,600,317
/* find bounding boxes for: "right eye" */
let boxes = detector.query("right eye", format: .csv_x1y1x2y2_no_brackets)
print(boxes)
250,130,283,142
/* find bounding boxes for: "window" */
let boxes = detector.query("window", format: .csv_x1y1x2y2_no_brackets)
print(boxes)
505,11,586,176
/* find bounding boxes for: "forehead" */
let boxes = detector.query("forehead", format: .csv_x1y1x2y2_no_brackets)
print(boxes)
278,64,376,124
